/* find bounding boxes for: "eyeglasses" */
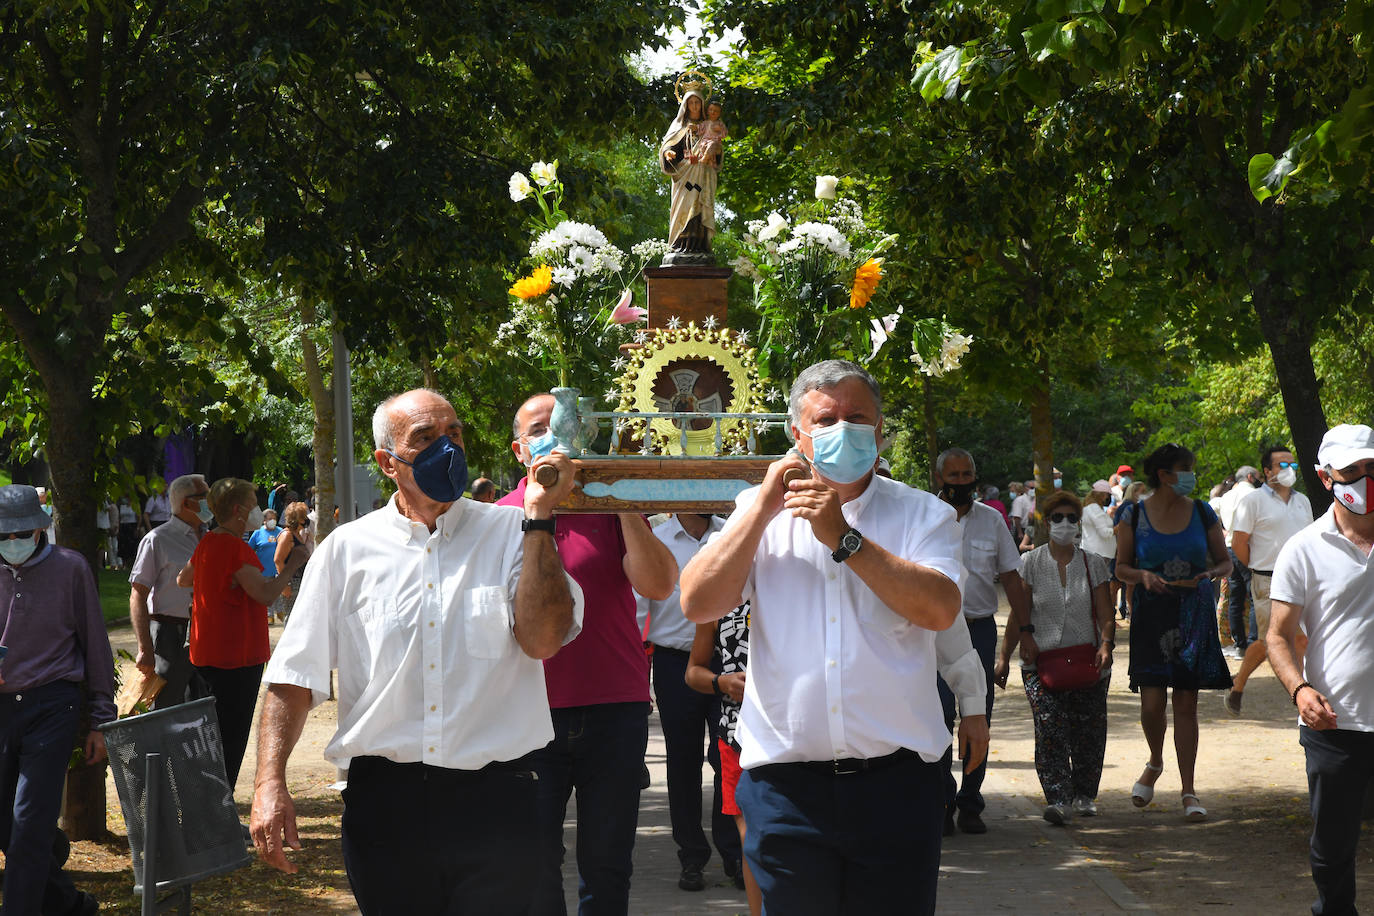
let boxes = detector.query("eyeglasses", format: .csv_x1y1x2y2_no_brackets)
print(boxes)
2,530,35,540
1048,513,1080,524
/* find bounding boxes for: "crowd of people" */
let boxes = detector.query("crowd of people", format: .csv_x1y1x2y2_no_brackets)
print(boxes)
1,361,1371,916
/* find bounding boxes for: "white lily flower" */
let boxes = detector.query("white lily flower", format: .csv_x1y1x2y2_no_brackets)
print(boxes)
531,160,558,186
815,175,839,200
758,211,789,242
509,172,534,202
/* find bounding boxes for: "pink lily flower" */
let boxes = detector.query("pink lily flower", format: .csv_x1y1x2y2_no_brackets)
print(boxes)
607,289,647,325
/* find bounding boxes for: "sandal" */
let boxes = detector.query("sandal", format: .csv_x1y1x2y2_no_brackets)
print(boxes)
1182,793,1207,822
1132,762,1163,807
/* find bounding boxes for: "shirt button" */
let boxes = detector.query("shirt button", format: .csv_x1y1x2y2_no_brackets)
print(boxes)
430,705,437,712
827,571,836,581
430,663,436,670
429,746,435,753
830,705,838,714
427,583,434,589
828,659,836,667
829,616,836,623
428,621,435,628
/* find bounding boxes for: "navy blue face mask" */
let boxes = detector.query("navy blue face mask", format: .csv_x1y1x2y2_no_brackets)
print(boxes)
388,436,469,504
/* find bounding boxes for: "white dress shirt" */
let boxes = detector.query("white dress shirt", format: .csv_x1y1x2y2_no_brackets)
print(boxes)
1214,479,1256,548
128,516,201,617
728,474,963,768
1272,508,1374,732
637,514,723,652
263,495,584,771
1231,484,1314,571
935,615,986,716
956,502,1021,619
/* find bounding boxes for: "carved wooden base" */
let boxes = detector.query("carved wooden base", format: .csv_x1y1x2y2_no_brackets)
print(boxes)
553,456,773,514
644,266,732,329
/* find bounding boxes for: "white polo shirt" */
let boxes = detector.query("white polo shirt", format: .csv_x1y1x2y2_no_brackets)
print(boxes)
637,514,723,652
128,516,202,618
1271,507,1374,732
1231,484,1313,572
1214,480,1256,548
264,495,585,771
956,501,1021,619
727,473,963,768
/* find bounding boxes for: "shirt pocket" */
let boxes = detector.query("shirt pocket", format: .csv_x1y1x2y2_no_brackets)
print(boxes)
463,586,513,660
341,597,409,677
968,537,998,575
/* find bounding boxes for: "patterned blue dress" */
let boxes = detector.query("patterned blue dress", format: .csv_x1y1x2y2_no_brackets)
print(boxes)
1119,500,1233,691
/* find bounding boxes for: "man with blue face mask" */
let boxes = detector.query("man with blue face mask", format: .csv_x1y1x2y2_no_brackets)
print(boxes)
129,473,210,709
1226,444,1313,717
498,392,680,914
0,484,114,916
680,359,964,915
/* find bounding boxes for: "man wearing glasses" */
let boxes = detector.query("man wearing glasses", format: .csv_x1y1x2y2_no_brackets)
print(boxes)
1226,444,1314,716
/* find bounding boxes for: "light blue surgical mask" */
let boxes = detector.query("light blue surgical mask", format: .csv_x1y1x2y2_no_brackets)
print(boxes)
1171,470,1197,496
0,535,37,566
521,428,558,467
196,498,213,524
798,421,878,485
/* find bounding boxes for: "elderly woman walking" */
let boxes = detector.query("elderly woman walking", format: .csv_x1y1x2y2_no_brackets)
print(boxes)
996,490,1116,825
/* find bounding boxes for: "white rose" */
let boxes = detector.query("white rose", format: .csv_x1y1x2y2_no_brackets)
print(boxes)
815,175,839,200
758,211,789,242
509,172,534,202
531,160,558,187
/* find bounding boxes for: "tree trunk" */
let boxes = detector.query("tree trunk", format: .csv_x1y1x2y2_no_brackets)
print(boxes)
922,375,939,490
1028,354,1054,548
300,301,337,540
1252,283,1331,514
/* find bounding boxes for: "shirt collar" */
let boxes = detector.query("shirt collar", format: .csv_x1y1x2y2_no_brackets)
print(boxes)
670,514,722,543
843,472,882,523
167,515,202,537
381,493,467,542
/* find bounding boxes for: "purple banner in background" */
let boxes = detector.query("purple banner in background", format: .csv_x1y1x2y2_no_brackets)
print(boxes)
163,431,195,483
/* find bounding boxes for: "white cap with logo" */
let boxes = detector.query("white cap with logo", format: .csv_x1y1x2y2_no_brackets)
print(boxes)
1316,424,1374,471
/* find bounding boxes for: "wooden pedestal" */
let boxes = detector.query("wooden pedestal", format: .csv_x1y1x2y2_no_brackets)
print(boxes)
644,266,732,329
553,456,773,514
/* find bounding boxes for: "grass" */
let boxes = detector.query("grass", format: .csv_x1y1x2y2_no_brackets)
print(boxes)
96,567,130,624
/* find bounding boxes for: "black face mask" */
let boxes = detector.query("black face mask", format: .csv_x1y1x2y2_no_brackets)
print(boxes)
942,481,978,506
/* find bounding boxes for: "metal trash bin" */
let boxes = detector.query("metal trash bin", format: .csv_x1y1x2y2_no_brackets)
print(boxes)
97,697,253,908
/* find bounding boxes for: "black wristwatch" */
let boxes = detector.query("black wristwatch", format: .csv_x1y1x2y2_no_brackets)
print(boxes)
1019,624,1036,634
521,517,556,534
711,674,724,697
831,528,864,563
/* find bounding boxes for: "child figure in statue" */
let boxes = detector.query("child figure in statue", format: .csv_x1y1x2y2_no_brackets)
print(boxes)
693,101,729,163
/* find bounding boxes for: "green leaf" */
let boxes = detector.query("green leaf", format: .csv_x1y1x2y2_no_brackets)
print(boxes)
1248,151,1298,203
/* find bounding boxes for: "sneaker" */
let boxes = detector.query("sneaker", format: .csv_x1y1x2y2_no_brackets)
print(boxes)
1043,803,1070,826
678,865,706,892
1225,690,1243,717
1072,796,1098,817
1222,645,1243,660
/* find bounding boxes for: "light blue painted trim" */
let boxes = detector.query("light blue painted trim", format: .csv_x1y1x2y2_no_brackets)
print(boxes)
581,479,755,502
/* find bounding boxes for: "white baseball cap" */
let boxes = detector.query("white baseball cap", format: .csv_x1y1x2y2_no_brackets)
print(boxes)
1316,424,1374,471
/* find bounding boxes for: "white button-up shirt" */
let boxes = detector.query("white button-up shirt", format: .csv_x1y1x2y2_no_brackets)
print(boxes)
1272,507,1374,731
637,514,723,652
129,516,201,617
728,474,963,768
1231,484,1313,571
956,501,1021,619
263,495,584,771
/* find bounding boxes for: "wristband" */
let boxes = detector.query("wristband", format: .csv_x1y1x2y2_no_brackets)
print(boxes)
711,674,724,697
1292,681,1314,706
521,517,556,534
1019,624,1035,634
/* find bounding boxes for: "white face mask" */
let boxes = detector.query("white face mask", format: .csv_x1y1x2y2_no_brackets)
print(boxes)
1274,466,1298,488
246,506,264,530
265,519,278,530
0,534,38,566
1049,520,1079,545
1331,474,1371,516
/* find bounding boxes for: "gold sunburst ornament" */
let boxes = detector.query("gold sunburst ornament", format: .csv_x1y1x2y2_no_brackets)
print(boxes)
612,323,768,455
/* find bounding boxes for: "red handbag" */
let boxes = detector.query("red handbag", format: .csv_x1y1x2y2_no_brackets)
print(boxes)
1035,552,1102,692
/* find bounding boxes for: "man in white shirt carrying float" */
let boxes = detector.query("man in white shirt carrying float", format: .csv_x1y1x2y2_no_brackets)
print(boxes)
681,360,963,915
249,389,584,915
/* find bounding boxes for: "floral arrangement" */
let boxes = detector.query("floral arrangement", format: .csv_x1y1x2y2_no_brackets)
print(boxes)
500,160,669,389
731,176,971,382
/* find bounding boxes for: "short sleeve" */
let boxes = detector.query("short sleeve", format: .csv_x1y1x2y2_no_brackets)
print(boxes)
1019,551,1038,591
1085,551,1111,588
718,486,761,604
993,518,1020,575
1230,491,1257,534
1270,537,1309,607
1115,501,1136,530
128,533,157,588
262,536,338,707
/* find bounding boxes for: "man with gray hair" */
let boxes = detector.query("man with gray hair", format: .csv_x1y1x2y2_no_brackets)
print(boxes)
681,359,963,914
129,473,211,709
932,447,1030,834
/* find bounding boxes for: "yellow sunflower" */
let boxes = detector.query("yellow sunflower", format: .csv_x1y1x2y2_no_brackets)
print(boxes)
850,258,883,309
510,265,553,300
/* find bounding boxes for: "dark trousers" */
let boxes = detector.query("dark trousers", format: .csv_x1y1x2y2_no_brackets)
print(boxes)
529,702,650,916
342,755,541,915
1227,548,1256,648
0,681,85,916
150,618,194,710
1023,671,1110,806
1301,727,1374,916
650,646,740,871
197,664,263,791
937,615,997,814
736,752,944,915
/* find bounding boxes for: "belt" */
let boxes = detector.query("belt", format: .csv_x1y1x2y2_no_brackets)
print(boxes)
149,614,189,624
1251,569,1273,577
794,747,919,776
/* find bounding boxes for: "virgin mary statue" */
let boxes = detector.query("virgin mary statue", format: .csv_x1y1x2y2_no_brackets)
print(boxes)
659,88,720,262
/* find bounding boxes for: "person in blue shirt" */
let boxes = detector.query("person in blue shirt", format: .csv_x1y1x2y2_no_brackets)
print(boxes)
248,509,284,622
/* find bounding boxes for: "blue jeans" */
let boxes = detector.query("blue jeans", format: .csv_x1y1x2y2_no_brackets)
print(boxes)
737,752,944,915
0,681,86,916
1227,548,1255,648
1300,727,1374,916
937,615,996,814
650,646,739,870
529,702,649,916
